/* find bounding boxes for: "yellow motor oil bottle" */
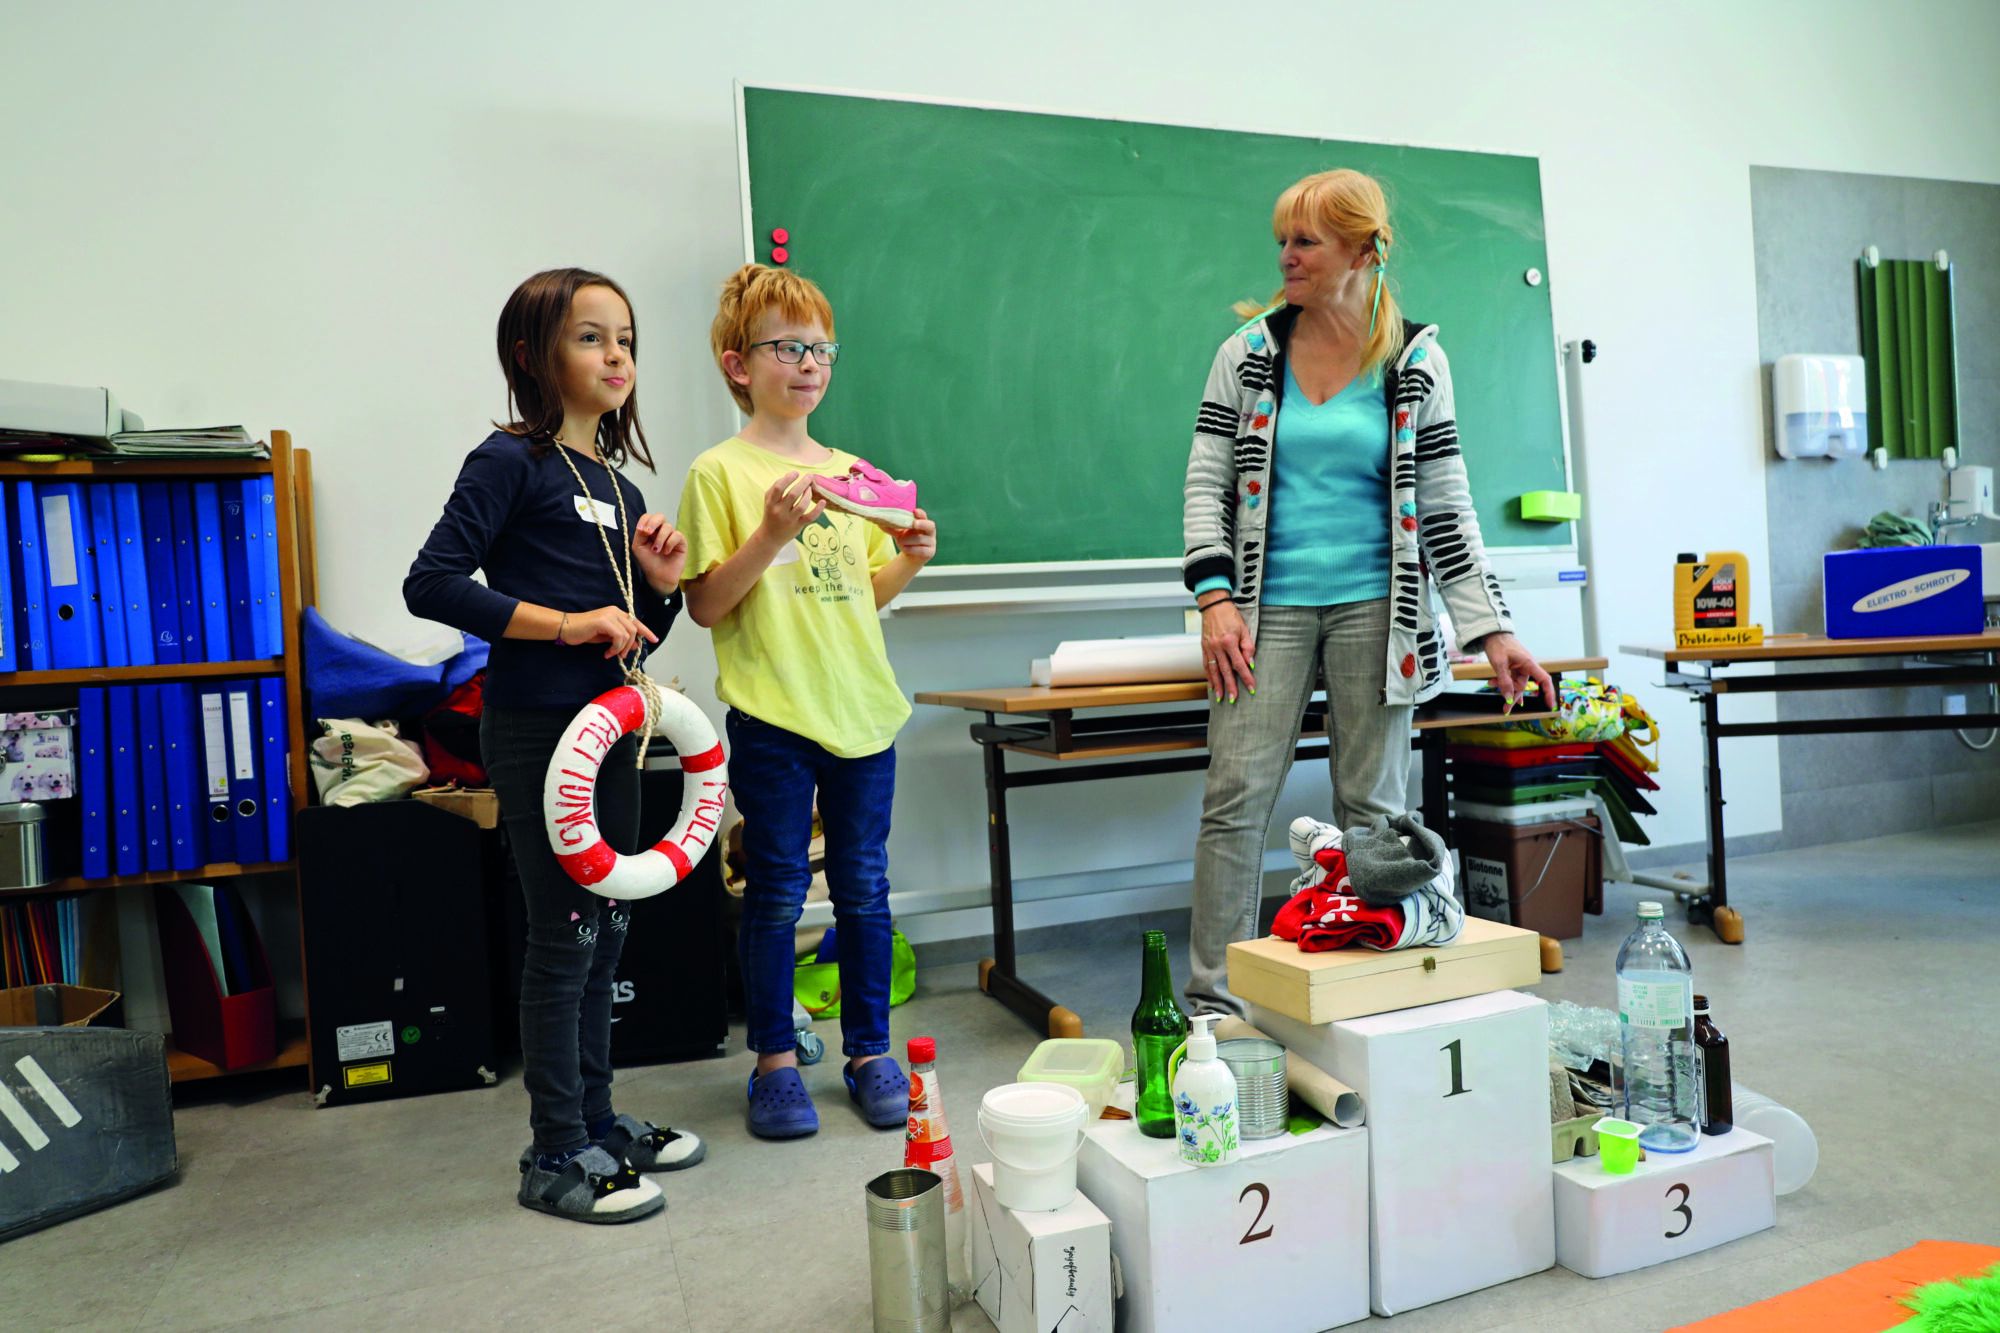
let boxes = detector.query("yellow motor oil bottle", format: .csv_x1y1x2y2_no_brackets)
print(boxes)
1674,551,1751,634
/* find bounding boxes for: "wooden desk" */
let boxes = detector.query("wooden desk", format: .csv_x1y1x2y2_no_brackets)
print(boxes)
916,656,1608,1036
1623,629,2000,941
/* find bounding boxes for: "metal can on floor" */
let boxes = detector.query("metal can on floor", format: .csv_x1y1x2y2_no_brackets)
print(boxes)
864,1167,949,1332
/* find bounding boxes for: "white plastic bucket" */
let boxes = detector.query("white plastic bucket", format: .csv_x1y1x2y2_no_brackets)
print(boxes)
1732,1084,1818,1196
977,1082,1088,1212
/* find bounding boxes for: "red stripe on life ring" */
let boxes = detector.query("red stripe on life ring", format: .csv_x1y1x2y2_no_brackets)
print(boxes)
601,687,648,732
658,839,693,882
558,840,618,885
681,743,726,774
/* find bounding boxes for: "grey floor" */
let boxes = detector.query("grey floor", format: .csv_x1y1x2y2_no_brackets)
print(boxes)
9,820,1999,1331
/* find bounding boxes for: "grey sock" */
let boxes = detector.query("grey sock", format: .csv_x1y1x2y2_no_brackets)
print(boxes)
1342,813,1452,904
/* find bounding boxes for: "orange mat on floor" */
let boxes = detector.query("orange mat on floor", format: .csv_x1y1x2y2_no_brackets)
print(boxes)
1670,1240,2000,1332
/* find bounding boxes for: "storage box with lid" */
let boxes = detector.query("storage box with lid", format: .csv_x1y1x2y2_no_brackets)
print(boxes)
1226,915,1540,1026
1456,814,1601,940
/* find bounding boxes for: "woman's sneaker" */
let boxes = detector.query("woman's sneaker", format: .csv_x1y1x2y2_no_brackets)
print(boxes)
813,460,917,529
599,1114,706,1172
517,1145,663,1224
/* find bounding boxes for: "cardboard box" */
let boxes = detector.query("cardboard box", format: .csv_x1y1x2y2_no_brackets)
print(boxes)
0,710,76,803
1256,990,1554,1315
1076,1115,1369,1332
411,786,499,829
968,1162,1114,1333
1555,1125,1775,1278
1824,545,1984,639
0,984,120,1028
1227,916,1541,1026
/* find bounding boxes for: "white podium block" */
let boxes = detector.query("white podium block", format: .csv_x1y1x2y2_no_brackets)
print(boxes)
1076,1119,1369,1333
1252,990,1554,1315
1554,1126,1776,1278
967,1162,1115,1333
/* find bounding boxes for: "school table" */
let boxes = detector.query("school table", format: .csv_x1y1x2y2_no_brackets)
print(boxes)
915,656,1608,1036
1624,628,2000,943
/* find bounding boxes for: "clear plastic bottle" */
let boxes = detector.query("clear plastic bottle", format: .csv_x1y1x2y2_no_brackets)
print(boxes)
904,1036,969,1299
1615,902,1699,1153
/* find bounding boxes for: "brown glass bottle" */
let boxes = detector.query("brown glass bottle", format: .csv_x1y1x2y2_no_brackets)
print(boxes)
1693,994,1732,1135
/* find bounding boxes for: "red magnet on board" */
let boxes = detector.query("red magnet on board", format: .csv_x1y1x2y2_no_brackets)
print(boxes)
771,227,790,244
771,246,789,265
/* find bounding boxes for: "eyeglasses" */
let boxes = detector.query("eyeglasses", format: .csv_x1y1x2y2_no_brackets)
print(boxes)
747,339,841,366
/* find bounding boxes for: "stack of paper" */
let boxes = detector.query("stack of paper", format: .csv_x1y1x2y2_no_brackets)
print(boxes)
1030,633,1206,687
104,426,267,460
0,379,266,458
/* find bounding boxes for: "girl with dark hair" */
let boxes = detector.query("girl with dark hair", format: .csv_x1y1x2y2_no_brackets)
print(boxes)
405,268,702,1224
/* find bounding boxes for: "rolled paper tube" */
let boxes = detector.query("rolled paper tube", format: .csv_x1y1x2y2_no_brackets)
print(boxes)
1213,1016,1365,1128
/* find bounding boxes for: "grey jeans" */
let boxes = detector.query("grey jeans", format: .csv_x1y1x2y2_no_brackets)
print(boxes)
1187,599,1413,1016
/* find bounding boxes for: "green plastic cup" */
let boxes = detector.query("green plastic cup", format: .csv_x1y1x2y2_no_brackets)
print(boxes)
1596,1117,1642,1174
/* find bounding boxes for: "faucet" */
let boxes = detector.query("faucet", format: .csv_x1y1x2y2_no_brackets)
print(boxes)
1929,499,1982,541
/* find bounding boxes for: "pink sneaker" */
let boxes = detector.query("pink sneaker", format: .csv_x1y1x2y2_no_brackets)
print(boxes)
813,459,917,529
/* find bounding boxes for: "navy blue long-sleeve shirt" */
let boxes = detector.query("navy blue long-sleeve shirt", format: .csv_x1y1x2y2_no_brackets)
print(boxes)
404,430,682,710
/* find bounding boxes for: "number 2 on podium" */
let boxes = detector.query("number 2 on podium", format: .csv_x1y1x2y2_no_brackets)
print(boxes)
1239,1183,1274,1245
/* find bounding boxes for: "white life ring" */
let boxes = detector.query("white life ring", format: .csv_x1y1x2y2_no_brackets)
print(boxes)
542,678,728,900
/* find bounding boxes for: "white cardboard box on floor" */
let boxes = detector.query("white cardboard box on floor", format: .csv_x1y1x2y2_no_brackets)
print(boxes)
967,1162,1114,1333
1252,989,1554,1315
1074,1116,1368,1333
1554,1125,1776,1278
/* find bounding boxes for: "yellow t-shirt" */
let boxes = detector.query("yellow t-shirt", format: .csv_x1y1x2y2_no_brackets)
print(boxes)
678,436,912,758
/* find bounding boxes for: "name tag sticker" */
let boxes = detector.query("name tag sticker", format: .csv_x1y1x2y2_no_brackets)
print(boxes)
573,495,620,528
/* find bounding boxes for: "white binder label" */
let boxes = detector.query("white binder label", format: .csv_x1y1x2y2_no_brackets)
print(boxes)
229,691,256,781
201,693,230,798
40,495,78,588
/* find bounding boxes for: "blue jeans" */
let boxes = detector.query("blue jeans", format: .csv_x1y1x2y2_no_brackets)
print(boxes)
728,709,896,1061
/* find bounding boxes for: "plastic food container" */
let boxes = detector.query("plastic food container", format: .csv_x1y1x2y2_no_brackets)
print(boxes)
1015,1038,1125,1120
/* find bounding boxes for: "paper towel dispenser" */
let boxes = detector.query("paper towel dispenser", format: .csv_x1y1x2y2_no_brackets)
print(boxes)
1772,354,1867,460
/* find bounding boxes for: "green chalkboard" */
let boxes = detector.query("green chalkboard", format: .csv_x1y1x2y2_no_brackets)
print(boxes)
742,87,1566,566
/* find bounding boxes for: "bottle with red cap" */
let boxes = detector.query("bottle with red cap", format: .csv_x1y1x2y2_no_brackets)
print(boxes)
904,1035,968,1298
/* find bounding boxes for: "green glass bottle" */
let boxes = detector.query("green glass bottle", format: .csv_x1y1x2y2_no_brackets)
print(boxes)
1131,930,1189,1139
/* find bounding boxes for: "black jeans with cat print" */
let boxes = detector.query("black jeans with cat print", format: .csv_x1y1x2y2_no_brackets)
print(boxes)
483,707,641,1156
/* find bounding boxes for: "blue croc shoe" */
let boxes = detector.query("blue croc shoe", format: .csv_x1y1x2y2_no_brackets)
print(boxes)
747,1067,819,1140
845,1058,909,1129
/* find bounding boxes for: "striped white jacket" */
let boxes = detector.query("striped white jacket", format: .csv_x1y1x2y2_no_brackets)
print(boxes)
1181,310,1513,706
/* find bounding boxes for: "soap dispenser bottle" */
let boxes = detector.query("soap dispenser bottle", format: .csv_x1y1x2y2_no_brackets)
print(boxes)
1169,1014,1240,1167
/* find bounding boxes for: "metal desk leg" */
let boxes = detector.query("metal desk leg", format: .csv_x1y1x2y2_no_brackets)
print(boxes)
1691,690,1744,943
976,738,1085,1037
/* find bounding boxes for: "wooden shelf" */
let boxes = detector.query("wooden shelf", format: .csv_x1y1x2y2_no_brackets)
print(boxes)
4,861,295,898
0,658,285,688
166,1024,309,1083
0,457,274,479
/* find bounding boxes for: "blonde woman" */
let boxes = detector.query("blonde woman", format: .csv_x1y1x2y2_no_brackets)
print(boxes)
1180,169,1554,1016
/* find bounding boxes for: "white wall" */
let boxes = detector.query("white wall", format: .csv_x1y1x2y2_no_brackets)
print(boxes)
7,1,2000,944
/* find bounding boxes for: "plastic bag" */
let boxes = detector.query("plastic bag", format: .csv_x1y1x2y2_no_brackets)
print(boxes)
794,926,917,1019
302,608,488,721
309,718,429,807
